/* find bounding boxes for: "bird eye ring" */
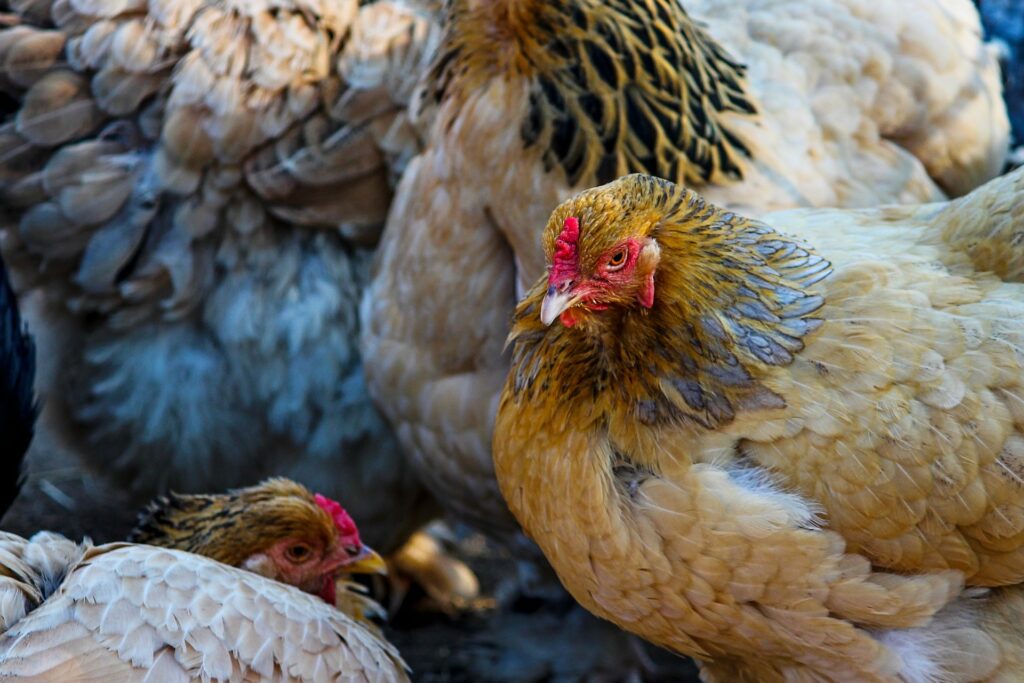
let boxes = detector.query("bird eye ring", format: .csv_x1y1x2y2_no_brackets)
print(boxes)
285,544,313,562
605,248,628,271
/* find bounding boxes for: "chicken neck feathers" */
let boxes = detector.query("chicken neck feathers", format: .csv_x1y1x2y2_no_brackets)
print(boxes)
423,0,757,188
508,174,832,432
127,478,341,569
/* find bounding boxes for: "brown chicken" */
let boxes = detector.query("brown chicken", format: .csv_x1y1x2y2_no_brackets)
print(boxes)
0,478,406,681
362,0,1009,571
494,169,1024,681
128,477,389,614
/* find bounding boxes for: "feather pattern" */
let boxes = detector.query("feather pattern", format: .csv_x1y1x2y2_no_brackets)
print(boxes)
0,0,443,552
362,0,1009,571
0,541,410,682
494,169,1024,681
424,0,757,187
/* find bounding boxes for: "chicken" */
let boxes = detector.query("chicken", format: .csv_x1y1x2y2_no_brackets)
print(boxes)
127,477,389,613
0,538,409,682
362,0,1010,564
0,252,35,521
0,477,408,681
493,169,1024,681
0,0,441,560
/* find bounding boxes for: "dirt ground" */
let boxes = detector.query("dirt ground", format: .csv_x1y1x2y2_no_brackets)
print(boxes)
1,433,699,683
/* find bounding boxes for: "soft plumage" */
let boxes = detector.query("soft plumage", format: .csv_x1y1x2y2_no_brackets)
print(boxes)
0,0,440,556
0,250,34,521
0,535,409,682
362,0,1010,564
494,169,1024,681
0,478,407,681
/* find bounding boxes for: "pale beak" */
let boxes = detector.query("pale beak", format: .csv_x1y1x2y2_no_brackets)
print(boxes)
343,545,388,576
540,286,576,326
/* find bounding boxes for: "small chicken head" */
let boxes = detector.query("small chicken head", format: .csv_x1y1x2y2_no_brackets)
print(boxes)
540,176,664,327
129,478,387,603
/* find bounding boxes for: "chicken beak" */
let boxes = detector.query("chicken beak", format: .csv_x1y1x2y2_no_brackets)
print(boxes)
541,286,575,326
343,545,388,576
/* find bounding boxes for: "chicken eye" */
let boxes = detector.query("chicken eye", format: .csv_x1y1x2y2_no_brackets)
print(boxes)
605,248,628,271
285,544,313,563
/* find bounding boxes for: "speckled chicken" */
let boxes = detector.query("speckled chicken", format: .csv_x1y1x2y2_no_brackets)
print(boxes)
494,168,1024,682
0,477,407,681
0,0,442,561
362,0,1011,563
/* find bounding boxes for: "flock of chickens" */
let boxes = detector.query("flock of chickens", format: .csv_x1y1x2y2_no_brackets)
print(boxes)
0,0,1023,680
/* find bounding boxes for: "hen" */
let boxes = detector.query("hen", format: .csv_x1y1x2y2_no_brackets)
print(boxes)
0,0,441,559
127,477,389,614
0,477,407,681
494,169,1024,682
363,0,1010,561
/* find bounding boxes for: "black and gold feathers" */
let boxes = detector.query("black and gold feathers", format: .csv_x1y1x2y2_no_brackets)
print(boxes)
128,478,340,567
424,0,758,187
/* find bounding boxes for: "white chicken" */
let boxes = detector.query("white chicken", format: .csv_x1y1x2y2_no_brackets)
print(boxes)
0,532,409,682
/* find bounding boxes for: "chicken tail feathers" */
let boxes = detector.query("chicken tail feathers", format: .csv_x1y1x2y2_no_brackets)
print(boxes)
0,252,36,521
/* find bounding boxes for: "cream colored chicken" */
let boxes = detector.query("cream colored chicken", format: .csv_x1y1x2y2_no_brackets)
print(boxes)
0,0,442,563
0,533,408,682
494,168,1024,681
363,0,1010,562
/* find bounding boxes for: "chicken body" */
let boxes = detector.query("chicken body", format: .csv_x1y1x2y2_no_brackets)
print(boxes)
0,0,440,553
0,478,405,681
494,169,1024,681
0,533,408,682
362,0,1010,556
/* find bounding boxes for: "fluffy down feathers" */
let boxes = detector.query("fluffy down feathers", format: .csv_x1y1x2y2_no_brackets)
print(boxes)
494,169,1024,681
0,535,409,682
0,0,442,552
363,0,1010,562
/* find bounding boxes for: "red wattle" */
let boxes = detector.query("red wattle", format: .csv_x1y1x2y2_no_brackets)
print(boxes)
320,574,337,605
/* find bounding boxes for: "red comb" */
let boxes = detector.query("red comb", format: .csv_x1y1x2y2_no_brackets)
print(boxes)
314,493,361,545
549,216,580,285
